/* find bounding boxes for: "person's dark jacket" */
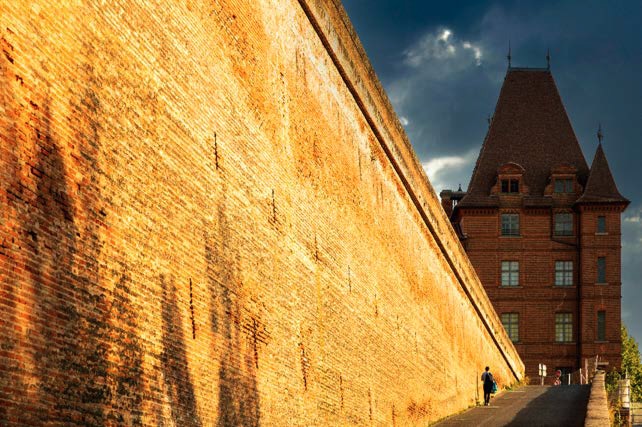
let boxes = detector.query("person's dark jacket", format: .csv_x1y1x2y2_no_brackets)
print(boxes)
482,371,494,393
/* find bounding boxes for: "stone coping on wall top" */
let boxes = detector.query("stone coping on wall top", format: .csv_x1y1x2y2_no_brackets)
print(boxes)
585,371,610,426
297,0,524,380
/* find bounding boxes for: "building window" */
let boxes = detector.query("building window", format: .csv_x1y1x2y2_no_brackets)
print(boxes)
555,313,573,342
501,261,519,286
554,213,573,236
501,214,520,236
597,257,606,283
501,313,519,342
597,311,606,341
597,216,606,233
554,179,574,193
501,179,519,193
555,261,573,286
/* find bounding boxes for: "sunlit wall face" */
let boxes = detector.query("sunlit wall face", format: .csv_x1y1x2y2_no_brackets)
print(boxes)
0,1,521,425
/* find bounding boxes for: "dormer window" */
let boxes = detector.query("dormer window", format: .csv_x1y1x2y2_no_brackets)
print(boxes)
494,162,527,196
547,164,578,196
501,179,519,193
554,178,574,193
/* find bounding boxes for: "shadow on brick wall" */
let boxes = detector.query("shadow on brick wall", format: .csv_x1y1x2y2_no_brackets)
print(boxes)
106,273,145,425
28,100,111,425
0,47,147,422
160,274,203,426
0,35,27,422
205,200,261,427
0,274,25,425
71,45,147,423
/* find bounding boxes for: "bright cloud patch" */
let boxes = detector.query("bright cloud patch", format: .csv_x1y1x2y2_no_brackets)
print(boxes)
438,29,452,42
424,155,469,176
622,205,642,255
404,27,483,68
462,41,482,65
421,149,478,192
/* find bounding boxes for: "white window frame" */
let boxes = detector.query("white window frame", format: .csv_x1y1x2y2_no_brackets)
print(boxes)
501,313,519,342
555,313,573,342
501,261,519,286
501,213,520,236
555,261,573,286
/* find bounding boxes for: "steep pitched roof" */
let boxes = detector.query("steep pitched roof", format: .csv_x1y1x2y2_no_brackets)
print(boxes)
576,143,629,204
459,68,589,207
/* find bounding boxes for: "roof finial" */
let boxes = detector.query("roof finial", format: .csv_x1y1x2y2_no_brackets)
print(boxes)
597,123,604,144
507,41,512,68
458,183,462,192
487,114,491,126
546,48,551,70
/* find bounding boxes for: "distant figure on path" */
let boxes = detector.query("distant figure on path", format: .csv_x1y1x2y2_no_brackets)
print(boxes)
481,366,494,406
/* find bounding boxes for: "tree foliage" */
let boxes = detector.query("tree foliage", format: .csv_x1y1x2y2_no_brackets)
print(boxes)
621,325,642,402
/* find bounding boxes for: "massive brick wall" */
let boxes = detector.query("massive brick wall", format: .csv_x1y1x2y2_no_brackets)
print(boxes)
0,0,523,425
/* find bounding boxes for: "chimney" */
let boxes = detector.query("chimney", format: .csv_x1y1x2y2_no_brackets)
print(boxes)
440,189,454,218
440,186,467,220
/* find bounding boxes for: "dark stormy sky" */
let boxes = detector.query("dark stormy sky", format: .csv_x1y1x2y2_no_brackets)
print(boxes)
342,0,642,347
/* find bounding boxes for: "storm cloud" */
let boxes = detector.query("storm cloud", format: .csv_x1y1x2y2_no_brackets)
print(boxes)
344,0,642,345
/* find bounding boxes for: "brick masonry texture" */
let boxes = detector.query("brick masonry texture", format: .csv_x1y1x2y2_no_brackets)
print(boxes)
445,67,627,382
460,207,624,379
0,0,523,425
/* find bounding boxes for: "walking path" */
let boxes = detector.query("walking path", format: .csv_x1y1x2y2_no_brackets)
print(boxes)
434,385,590,426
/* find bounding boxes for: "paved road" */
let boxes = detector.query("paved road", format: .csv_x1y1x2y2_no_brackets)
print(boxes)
434,385,590,427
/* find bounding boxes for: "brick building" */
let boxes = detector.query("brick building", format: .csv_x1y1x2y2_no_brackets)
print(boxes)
441,66,629,380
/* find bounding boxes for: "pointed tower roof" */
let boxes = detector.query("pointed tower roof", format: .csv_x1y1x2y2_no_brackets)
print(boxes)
576,143,629,205
459,68,590,207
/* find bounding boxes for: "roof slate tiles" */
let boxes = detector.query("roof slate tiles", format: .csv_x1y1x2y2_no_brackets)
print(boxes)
459,68,590,207
576,143,629,204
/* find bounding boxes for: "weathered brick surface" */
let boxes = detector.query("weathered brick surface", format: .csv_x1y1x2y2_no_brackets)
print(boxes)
0,0,522,425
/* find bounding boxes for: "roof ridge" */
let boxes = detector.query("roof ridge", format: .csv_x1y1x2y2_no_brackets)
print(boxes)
548,71,587,170
463,68,514,196
508,66,550,72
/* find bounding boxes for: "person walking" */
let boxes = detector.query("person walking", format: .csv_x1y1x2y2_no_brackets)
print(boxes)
481,366,494,406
